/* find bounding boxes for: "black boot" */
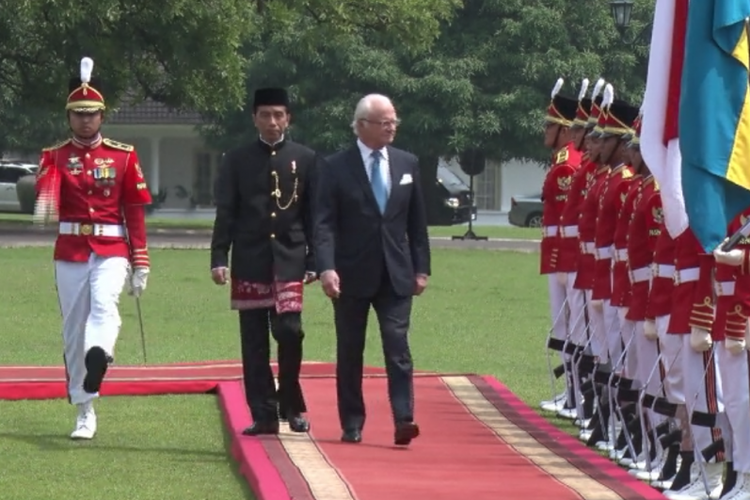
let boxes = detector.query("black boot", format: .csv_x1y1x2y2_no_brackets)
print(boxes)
659,444,680,482
667,450,695,492
83,346,109,394
720,463,737,498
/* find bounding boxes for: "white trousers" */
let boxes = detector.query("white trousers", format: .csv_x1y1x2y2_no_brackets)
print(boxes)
618,307,638,378
656,315,685,405
55,254,129,405
587,291,608,360
547,274,568,348
565,274,588,346
682,337,725,459
716,345,750,472
603,299,622,365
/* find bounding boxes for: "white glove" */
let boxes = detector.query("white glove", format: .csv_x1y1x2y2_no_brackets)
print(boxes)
725,337,746,355
689,326,713,352
127,267,150,297
643,320,658,341
590,299,603,311
713,238,745,266
556,272,567,286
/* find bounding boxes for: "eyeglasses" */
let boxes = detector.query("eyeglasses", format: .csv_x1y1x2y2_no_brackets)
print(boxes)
362,118,401,128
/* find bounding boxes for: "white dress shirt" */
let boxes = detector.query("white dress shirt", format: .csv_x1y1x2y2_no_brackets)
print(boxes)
357,139,391,196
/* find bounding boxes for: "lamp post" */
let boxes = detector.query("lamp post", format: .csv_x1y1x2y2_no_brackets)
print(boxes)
609,0,651,45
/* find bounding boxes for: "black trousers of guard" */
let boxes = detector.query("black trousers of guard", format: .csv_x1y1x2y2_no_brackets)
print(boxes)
239,308,307,423
333,271,414,431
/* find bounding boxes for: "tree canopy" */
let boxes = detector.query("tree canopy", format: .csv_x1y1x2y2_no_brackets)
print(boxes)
0,0,458,153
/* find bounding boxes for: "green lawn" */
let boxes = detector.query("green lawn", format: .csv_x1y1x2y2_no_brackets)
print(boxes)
0,212,540,240
0,247,562,499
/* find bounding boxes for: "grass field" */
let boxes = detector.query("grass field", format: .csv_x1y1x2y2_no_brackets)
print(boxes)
1,246,557,499
0,212,541,240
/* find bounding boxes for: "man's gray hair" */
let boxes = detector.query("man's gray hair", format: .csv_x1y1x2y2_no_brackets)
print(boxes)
351,94,393,133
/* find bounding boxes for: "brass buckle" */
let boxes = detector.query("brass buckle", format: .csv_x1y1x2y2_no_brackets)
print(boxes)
79,224,93,236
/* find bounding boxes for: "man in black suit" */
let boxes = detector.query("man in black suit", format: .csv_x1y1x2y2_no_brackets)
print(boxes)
210,88,319,435
314,93,431,446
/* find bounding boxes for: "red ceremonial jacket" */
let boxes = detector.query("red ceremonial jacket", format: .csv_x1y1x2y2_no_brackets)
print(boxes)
712,209,750,341
540,142,582,274
625,178,661,321
36,137,152,267
610,175,643,307
592,163,636,300
557,156,597,272
574,164,609,290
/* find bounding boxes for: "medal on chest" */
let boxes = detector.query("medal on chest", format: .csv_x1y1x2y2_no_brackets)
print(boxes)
93,162,117,192
67,154,83,175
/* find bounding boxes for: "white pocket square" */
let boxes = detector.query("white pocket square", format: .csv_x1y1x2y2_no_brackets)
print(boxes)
399,174,413,185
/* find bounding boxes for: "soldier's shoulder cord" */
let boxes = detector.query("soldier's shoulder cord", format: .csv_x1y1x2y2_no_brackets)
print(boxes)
41,139,71,152
102,138,135,152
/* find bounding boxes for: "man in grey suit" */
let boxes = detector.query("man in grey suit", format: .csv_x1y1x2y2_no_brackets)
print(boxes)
314,94,432,446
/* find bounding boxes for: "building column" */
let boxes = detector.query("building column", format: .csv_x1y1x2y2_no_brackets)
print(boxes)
149,137,161,194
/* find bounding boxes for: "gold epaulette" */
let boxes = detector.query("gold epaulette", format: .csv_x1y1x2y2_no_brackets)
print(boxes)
42,139,71,152
622,168,634,179
102,138,135,152
555,147,569,165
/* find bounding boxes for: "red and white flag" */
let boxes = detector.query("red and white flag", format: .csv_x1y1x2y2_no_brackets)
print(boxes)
640,0,689,238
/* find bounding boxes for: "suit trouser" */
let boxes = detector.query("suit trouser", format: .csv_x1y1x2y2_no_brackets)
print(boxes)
55,254,129,405
682,337,726,462
239,309,306,422
334,272,414,430
716,345,750,472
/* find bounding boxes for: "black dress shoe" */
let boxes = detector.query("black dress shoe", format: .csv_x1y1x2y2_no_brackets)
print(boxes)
394,421,420,446
287,414,310,433
341,429,362,443
83,347,109,394
242,421,280,436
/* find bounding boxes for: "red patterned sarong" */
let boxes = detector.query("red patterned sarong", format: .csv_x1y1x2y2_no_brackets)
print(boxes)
230,280,303,313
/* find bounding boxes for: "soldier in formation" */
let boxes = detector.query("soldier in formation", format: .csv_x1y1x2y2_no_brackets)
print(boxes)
540,76,750,500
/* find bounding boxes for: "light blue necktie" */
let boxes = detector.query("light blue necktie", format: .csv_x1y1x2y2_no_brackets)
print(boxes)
370,150,387,213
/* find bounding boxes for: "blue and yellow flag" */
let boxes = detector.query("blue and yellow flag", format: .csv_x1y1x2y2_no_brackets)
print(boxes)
680,1,750,252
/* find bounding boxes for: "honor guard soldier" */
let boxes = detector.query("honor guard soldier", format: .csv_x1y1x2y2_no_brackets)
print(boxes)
591,93,639,370
662,227,726,499
539,78,583,413
210,88,319,435
34,57,152,440
622,116,669,473
645,224,681,489
712,210,750,500
610,111,644,380
555,78,607,421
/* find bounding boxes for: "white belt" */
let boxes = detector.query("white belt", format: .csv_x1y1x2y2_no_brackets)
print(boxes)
630,266,651,283
595,246,612,260
59,222,125,238
653,264,675,278
715,281,735,296
543,225,558,237
674,267,699,284
560,225,579,238
581,241,596,254
614,248,628,262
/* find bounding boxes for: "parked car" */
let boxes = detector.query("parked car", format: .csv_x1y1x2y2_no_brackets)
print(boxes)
0,161,37,213
430,165,477,226
508,193,543,228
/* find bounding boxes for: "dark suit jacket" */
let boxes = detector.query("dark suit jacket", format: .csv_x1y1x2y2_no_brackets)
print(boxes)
210,139,318,282
314,144,431,298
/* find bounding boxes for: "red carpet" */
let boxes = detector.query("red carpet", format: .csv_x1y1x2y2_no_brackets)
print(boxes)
0,362,665,500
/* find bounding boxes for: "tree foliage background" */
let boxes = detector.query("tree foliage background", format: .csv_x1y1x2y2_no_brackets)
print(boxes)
1,0,654,175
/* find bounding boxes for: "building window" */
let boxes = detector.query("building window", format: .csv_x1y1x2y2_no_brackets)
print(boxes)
474,164,499,210
193,152,221,207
